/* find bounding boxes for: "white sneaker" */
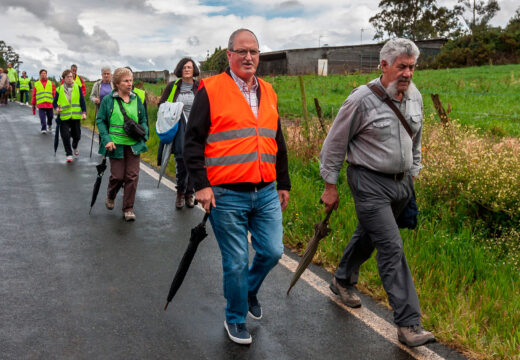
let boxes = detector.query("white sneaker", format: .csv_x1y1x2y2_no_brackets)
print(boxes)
41,130,47,134
66,156,73,163
48,125,52,132
73,149,79,157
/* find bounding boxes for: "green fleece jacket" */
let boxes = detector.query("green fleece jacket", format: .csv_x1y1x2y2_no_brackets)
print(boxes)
96,90,148,159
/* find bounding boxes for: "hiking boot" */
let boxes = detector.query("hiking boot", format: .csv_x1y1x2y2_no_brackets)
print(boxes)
330,277,362,308
124,210,136,222
185,193,195,208
66,155,73,163
224,321,252,345
105,197,115,210
175,192,185,209
397,324,435,347
248,295,262,320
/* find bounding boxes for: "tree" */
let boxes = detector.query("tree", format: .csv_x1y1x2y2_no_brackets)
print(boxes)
370,0,463,41
0,41,20,69
455,0,500,33
200,47,228,73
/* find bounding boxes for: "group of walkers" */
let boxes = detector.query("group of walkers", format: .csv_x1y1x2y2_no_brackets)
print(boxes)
5,28,436,349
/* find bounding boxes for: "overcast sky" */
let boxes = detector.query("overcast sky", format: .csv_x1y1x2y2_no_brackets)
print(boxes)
1,0,518,80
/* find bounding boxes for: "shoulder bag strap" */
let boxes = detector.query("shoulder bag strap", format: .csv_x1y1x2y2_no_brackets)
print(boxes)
367,83,413,140
115,97,130,119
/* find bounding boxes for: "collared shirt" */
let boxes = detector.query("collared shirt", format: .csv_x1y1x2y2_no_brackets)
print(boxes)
230,69,259,117
320,77,423,184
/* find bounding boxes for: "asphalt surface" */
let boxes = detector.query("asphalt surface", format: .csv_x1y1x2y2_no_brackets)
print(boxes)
0,103,466,360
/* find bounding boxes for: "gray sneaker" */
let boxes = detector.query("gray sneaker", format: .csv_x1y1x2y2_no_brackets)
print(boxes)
397,324,435,347
124,210,136,222
329,277,361,308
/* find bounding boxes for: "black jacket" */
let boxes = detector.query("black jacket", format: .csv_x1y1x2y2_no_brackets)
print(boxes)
157,79,199,164
183,69,291,192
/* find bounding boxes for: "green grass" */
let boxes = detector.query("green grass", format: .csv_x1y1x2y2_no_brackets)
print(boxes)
264,64,520,137
284,156,520,359
83,65,520,358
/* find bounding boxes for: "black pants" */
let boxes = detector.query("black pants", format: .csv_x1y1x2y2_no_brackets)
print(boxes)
9,83,16,99
175,155,194,195
60,119,81,156
20,90,29,103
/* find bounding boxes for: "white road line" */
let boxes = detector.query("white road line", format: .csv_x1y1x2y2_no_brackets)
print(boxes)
91,130,445,360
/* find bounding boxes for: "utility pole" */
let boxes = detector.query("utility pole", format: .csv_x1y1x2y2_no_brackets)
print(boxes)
318,34,325,48
360,28,367,45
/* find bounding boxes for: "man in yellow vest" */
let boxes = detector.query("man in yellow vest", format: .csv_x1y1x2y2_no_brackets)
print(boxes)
32,69,56,134
18,71,32,104
53,69,87,163
184,29,291,345
60,64,86,96
7,63,18,101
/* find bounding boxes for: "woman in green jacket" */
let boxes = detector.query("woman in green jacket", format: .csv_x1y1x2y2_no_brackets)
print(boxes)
96,67,148,221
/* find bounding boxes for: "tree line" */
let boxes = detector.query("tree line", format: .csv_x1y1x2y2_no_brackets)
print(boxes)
0,40,20,69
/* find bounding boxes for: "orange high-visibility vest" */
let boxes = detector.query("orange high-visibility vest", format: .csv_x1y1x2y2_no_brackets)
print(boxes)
203,73,278,186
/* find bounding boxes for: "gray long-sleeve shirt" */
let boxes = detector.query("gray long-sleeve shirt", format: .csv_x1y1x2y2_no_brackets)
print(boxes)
320,77,423,185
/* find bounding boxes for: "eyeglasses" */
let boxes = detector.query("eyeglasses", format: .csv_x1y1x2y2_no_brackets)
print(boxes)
230,48,260,57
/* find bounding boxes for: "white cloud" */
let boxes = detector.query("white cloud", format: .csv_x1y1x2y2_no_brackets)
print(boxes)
2,0,518,80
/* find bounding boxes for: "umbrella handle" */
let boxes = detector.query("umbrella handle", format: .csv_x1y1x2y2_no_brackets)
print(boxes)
323,208,333,223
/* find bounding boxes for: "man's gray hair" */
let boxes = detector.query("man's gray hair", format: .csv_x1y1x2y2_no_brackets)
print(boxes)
228,28,259,50
101,66,111,73
379,38,420,66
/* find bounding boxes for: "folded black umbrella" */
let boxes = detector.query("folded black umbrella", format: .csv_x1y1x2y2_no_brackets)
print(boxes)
164,212,210,310
53,117,62,156
89,157,107,215
287,209,333,295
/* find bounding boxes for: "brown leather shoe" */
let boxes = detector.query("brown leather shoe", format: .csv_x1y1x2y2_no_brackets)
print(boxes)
176,192,185,209
397,324,435,347
329,277,362,308
185,193,195,208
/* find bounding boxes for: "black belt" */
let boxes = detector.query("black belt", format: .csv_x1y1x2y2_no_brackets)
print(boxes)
350,165,405,181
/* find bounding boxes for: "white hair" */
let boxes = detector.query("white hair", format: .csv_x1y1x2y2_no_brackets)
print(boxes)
101,66,111,73
379,38,420,66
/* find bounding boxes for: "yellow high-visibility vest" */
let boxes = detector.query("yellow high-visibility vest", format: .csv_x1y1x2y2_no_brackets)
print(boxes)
34,80,53,105
56,84,82,120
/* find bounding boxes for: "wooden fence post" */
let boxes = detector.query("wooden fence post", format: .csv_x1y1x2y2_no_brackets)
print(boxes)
314,97,326,135
431,94,450,125
298,76,310,138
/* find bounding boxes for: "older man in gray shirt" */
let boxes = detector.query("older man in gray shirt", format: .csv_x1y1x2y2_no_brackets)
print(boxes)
320,38,434,348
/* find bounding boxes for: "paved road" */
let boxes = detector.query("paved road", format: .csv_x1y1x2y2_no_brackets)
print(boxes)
0,103,466,359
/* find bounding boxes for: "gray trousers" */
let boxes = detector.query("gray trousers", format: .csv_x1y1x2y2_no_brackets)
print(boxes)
335,165,421,326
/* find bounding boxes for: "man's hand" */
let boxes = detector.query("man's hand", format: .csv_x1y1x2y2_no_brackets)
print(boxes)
94,98,100,104
56,106,61,114
195,187,215,213
105,142,116,151
320,182,339,213
82,112,87,120
278,190,290,211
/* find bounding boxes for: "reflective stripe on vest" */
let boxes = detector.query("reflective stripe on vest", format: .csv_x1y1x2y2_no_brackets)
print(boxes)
133,88,145,104
34,80,54,105
57,84,82,120
203,73,278,186
19,78,31,91
108,96,139,146
166,79,181,103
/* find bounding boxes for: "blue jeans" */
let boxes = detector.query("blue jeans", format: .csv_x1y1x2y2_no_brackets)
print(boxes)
210,182,283,324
